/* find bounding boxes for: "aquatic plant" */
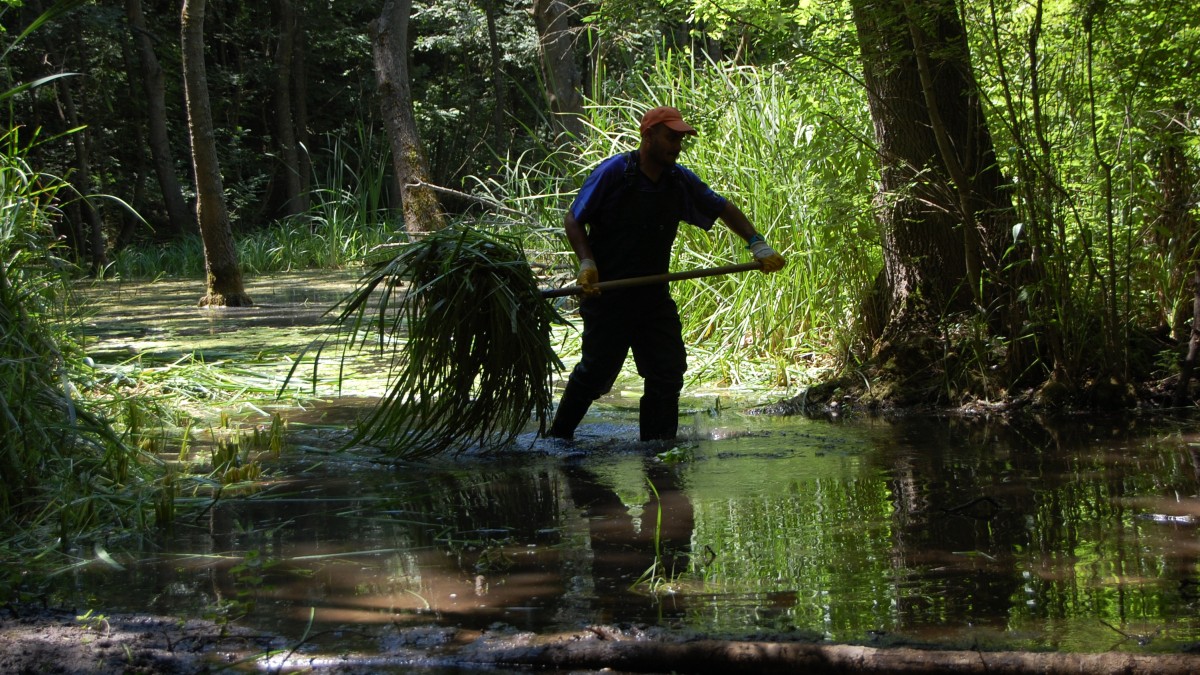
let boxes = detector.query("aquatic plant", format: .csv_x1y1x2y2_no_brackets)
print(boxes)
630,476,682,596
305,224,566,458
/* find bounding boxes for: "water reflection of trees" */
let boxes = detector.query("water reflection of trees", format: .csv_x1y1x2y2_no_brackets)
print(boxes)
874,416,1200,648
684,416,1200,647
93,416,1200,649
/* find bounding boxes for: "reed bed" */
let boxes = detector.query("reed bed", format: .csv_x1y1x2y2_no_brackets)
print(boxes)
484,55,875,387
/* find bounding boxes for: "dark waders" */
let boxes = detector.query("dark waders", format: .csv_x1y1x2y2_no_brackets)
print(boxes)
548,289,686,441
549,154,687,442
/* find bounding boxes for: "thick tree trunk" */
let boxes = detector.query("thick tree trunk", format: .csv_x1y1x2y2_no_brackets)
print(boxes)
1151,106,1200,343
126,0,193,238
1154,107,1200,404
1177,268,1200,405
531,0,585,144
181,0,252,307
271,0,304,218
370,0,445,234
849,0,1019,402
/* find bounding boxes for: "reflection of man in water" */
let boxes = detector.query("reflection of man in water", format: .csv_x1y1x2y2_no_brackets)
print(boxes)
563,460,695,620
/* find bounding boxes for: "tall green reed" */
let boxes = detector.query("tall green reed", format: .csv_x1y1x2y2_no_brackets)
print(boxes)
301,225,566,458
480,53,877,387
0,128,169,546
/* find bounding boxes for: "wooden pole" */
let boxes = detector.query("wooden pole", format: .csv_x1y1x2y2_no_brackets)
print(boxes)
540,261,762,298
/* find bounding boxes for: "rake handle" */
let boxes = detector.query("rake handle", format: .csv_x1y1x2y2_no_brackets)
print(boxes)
540,261,762,298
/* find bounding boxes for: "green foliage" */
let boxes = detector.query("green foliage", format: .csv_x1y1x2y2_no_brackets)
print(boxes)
108,122,401,278
0,127,165,546
480,51,875,386
3,0,1198,440
964,0,1200,383
0,2,312,575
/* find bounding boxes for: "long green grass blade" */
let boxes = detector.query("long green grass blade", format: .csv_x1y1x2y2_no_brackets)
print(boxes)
319,224,566,458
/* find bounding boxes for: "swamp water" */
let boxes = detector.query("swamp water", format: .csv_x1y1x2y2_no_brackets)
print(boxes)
65,274,1200,668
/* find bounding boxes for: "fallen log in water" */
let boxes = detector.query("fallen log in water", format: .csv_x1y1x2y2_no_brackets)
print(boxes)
447,629,1200,675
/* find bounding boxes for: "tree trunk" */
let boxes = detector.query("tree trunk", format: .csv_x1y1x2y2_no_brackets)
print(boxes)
292,7,311,208
1154,106,1200,404
126,0,193,239
849,0,1019,402
271,0,304,218
481,0,508,148
1177,268,1200,406
57,78,108,276
389,626,1200,674
115,18,150,252
531,0,585,144
370,0,445,234
113,150,149,252
1151,105,1200,343
36,17,107,274
181,0,252,307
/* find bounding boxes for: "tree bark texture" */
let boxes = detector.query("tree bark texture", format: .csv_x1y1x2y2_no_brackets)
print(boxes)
415,628,1200,675
1153,108,1200,403
181,0,252,307
1151,108,1200,342
850,0,1023,399
370,0,445,234
532,0,585,144
126,0,193,238
851,0,1014,334
1177,266,1200,406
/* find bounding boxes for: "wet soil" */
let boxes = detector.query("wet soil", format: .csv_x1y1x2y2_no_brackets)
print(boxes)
0,605,273,674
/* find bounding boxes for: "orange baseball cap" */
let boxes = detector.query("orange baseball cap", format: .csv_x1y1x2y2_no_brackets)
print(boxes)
639,106,698,135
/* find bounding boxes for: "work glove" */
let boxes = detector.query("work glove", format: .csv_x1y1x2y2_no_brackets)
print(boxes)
577,258,600,297
748,236,787,273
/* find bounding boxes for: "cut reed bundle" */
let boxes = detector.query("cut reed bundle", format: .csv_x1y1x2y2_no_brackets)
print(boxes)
327,225,565,458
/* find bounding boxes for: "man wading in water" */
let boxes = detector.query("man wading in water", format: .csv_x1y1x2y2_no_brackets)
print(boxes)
547,106,787,442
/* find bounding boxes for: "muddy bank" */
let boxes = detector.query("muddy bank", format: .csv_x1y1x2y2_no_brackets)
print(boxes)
0,606,277,674
6,606,1200,674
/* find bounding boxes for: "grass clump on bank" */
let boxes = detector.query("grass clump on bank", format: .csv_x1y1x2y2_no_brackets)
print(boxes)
0,132,169,561
0,134,292,589
106,126,401,280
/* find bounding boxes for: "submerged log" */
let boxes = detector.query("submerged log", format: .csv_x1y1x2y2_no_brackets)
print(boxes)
448,630,1200,675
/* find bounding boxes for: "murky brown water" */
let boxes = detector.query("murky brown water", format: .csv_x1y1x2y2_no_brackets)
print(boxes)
67,274,1200,668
